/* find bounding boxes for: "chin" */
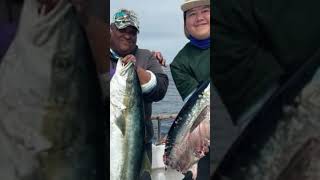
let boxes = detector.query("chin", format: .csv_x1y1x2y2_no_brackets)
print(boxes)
190,29,210,40
119,47,131,53
200,36,210,40
192,34,210,40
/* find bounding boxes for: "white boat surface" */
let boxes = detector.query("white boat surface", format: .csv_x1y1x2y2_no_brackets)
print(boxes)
151,144,184,180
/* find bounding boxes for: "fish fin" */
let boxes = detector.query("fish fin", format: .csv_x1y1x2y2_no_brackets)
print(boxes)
190,163,198,180
115,115,126,136
190,105,210,133
139,151,152,179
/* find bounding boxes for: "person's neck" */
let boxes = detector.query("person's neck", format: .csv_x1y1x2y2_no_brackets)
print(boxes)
110,46,138,58
188,35,210,49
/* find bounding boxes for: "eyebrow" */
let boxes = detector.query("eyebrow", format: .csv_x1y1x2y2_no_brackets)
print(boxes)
187,6,210,14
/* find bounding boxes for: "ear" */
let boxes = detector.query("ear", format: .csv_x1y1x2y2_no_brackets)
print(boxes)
110,24,113,32
184,25,190,38
110,23,117,33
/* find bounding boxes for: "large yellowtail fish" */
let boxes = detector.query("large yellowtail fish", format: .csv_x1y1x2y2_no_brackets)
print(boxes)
0,0,103,179
110,59,150,180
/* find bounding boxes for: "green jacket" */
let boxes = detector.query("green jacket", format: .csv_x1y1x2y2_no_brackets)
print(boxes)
213,0,320,121
170,42,210,101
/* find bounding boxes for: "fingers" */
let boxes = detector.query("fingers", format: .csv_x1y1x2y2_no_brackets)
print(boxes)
122,53,166,67
160,58,167,67
121,54,136,65
152,51,167,67
155,52,163,60
37,0,47,15
38,4,46,15
37,0,60,15
154,52,162,61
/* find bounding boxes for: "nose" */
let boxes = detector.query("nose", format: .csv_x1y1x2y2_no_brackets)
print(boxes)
196,13,205,22
123,33,131,40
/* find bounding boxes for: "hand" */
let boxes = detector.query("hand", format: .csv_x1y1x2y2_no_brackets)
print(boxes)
121,55,151,85
152,51,166,67
121,54,136,66
37,0,60,15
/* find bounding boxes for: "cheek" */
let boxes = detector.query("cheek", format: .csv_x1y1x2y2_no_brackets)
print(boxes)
132,37,137,43
186,19,195,32
205,14,210,24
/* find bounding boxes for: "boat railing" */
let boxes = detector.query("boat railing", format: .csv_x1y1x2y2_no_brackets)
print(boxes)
151,113,177,145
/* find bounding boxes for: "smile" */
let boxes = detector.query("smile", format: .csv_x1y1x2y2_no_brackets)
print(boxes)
195,23,209,27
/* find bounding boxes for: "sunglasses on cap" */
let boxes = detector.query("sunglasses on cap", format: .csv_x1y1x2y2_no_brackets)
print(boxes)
113,9,140,32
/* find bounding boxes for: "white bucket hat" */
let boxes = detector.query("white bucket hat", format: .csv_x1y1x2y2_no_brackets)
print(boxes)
181,0,210,12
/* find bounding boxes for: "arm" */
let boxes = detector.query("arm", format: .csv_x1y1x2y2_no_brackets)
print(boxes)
120,55,151,85
122,53,169,102
142,54,169,102
170,59,198,101
152,51,167,67
136,51,167,84
136,66,151,85
138,51,166,93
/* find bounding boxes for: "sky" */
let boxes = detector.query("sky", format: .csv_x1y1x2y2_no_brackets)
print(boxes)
110,0,188,64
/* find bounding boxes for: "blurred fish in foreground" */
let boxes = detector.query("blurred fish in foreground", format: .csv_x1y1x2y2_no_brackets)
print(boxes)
212,65,320,180
0,0,104,179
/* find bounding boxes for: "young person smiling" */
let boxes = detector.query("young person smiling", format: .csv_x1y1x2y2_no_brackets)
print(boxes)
170,0,210,179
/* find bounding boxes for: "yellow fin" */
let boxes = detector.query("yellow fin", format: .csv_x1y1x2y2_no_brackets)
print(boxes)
139,151,152,179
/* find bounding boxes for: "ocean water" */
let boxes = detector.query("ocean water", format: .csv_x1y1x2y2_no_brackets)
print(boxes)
152,67,184,143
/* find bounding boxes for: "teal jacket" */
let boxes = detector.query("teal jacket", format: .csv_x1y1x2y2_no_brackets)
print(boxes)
170,42,210,101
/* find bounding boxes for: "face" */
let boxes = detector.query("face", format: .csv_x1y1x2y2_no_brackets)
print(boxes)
110,24,138,56
185,5,210,40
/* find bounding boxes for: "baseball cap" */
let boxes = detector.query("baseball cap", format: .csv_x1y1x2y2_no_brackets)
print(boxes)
113,9,140,32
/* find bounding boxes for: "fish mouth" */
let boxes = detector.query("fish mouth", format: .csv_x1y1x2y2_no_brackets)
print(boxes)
119,58,135,76
163,121,210,173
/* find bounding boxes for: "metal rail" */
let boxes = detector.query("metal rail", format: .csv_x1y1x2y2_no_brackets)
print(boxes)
151,113,177,145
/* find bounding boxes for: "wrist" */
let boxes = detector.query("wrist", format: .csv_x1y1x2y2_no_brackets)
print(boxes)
136,67,151,85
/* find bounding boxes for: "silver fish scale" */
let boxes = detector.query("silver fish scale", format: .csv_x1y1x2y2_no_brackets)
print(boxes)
164,82,210,172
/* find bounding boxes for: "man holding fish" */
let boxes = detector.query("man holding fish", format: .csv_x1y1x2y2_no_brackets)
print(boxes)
109,9,169,180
